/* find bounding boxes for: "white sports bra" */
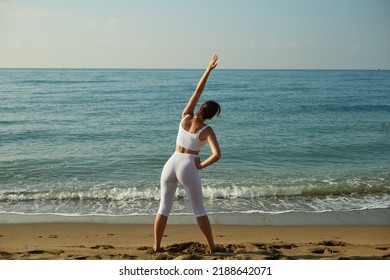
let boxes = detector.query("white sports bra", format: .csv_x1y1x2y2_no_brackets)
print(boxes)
176,115,208,152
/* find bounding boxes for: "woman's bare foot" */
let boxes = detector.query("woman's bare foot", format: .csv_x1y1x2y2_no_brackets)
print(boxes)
207,245,224,254
153,246,163,253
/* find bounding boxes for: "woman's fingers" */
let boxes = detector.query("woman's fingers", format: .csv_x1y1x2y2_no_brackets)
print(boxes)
209,54,218,69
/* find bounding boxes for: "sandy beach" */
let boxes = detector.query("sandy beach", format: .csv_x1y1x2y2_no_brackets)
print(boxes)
1,220,389,260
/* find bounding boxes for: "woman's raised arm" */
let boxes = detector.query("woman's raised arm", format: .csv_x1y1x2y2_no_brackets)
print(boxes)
182,55,218,117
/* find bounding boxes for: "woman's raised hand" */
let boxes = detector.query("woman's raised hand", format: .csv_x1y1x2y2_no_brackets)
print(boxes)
182,54,219,117
208,54,218,71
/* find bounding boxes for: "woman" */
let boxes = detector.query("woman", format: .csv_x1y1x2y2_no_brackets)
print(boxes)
154,54,221,254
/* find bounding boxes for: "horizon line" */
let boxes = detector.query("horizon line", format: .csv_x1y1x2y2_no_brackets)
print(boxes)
0,67,388,71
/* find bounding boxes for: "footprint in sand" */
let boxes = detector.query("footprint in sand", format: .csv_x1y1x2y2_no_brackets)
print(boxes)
0,251,13,259
375,247,389,251
153,253,171,260
90,245,115,250
316,240,348,246
28,250,46,254
311,248,339,254
174,254,203,260
252,243,289,260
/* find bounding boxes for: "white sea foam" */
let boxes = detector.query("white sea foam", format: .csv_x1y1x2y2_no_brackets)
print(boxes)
1,181,389,216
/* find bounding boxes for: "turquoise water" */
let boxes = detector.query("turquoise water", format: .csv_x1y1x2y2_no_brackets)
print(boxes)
1,69,389,217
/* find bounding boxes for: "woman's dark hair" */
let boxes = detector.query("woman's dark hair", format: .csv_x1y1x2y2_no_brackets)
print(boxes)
197,100,221,120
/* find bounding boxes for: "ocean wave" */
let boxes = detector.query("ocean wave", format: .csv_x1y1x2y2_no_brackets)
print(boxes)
1,193,389,217
1,175,389,203
2,175,388,216
0,187,160,202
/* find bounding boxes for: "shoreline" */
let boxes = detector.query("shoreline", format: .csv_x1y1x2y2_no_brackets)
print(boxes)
1,208,390,225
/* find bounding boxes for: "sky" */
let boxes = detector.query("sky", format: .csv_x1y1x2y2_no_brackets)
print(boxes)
1,0,389,69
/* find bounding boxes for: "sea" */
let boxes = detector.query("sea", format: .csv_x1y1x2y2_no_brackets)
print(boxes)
1,69,389,220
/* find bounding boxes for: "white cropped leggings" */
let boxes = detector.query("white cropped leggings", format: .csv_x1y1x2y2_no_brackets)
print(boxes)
158,152,207,217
